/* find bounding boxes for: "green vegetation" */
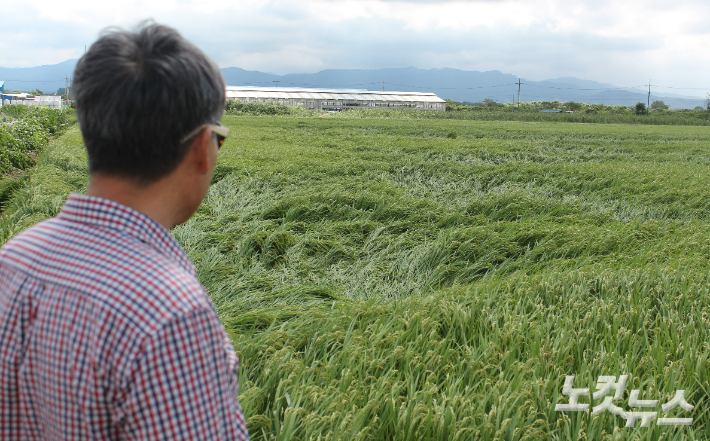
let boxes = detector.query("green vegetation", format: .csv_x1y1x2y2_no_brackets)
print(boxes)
650,100,669,111
226,100,296,116
2,111,710,439
445,99,710,126
1,104,30,119
0,176,26,211
0,105,74,218
0,105,73,174
223,99,710,126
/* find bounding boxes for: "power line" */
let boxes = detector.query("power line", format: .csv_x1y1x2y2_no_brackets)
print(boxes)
2,77,707,92
276,81,381,88
651,86,710,90
457,92,674,103
387,82,514,90
524,83,649,91
2,76,708,99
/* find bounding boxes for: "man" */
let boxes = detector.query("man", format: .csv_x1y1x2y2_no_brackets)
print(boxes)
0,22,249,440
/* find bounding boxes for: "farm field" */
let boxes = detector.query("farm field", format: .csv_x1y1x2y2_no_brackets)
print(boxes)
2,113,710,440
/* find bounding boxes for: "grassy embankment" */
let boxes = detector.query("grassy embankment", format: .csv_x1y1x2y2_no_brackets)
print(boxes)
0,105,73,211
1,108,709,440
443,100,710,126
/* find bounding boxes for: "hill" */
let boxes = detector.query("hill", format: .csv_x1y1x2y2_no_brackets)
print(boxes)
1,61,705,109
0,60,77,95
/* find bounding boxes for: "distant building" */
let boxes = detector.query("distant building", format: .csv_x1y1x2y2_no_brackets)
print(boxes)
225,86,446,111
1,92,62,109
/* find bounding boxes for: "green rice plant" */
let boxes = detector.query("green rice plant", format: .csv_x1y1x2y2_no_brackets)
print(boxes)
0,126,86,241
3,113,710,439
0,175,27,209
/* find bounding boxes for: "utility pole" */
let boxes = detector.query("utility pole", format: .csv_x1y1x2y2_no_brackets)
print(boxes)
382,79,385,92
516,78,522,110
647,80,651,116
273,80,280,87
65,76,69,106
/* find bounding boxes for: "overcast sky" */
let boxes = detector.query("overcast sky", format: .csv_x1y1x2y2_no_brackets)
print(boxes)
1,0,708,95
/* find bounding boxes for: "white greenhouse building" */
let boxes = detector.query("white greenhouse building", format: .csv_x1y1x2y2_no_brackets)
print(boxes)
225,86,446,111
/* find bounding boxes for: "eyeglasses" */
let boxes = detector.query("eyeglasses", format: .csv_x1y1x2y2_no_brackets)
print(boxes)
180,123,230,150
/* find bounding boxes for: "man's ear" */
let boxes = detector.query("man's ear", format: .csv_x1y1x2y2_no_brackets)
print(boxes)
187,127,212,175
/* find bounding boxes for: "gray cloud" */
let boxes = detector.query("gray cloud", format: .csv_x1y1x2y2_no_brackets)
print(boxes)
0,0,707,91
200,13,660,76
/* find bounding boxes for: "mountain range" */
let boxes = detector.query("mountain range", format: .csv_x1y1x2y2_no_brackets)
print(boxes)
1,60,705,109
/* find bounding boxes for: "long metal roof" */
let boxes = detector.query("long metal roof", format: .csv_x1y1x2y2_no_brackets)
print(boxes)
226,86,446,103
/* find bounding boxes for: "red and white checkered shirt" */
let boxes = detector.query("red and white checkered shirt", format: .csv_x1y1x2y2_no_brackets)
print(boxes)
0,193,249,440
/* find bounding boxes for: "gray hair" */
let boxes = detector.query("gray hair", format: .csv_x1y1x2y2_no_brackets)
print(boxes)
73,21,226,184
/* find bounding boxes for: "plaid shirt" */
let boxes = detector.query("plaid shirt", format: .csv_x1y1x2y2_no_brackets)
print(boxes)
0,193,249,440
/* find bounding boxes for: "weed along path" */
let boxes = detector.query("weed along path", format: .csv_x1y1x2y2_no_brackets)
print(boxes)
0,106,74,216
3,114,710,439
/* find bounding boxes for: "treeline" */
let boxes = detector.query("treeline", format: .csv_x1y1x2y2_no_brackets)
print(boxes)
446,98,709,114
443,99,710,125
224,100,295,116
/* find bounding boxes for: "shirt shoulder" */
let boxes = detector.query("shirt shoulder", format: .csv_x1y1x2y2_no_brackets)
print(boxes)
0,216,211,331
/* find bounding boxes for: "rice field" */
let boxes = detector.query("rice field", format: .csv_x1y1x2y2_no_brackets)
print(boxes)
2,113,710,440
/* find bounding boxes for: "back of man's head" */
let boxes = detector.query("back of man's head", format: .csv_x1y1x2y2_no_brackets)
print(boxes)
73,21,225,184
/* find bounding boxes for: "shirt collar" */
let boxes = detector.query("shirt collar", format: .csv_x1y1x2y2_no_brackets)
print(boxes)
58,193,196,276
